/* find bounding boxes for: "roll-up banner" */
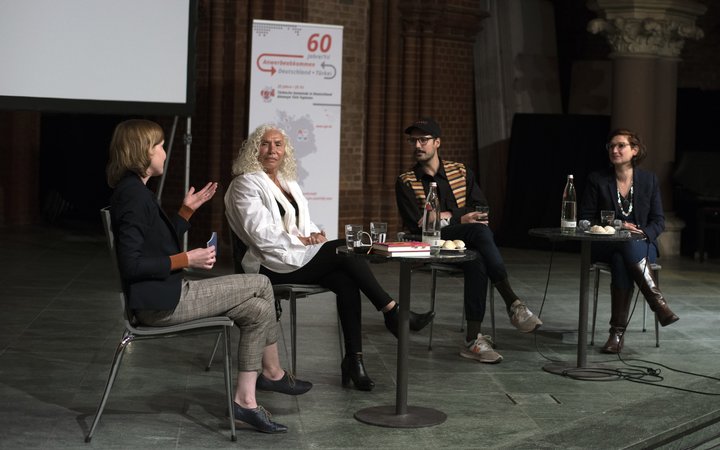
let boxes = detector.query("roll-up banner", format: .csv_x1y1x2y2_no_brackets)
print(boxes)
249,19,343,238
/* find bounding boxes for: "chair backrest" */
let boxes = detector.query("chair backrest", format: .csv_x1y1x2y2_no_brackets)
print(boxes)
228,228,249,274
100,207,136,326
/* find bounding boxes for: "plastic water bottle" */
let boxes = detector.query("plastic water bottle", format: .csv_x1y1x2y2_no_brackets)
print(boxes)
561,174,577,234
421,182,441,248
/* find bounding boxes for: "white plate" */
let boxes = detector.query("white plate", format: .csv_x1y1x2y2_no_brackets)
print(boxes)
439,247,466,252
583,230,616,236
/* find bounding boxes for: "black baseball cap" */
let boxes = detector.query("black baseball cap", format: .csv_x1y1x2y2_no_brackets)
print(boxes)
404,117,441,138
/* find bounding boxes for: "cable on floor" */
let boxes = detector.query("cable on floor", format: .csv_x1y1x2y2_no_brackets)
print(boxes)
529,241,720,395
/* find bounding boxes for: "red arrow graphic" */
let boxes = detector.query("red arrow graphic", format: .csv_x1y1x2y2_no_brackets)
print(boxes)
256,53,304,76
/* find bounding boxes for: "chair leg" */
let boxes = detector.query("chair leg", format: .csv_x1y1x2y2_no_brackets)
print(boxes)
489,287,496,345
223,327,237,441
205,332,222,371
85,333,132,443
590,268,600,346
428,268,439,351
290,293,298,375
654,269,660,347
641,268,662,346
336,311,344,361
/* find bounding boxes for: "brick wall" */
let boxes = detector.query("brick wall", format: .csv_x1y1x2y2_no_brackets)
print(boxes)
2,0,719,236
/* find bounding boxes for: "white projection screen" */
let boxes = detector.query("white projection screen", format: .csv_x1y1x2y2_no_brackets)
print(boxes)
0,0,197,115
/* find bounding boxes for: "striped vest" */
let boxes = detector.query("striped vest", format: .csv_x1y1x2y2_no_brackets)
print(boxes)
399,161,467,209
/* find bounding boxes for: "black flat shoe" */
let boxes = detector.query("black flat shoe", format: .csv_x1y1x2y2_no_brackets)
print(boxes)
383,304,435,337
410,309,435,331
232,402,288,434
341,352,375,391
256,370,312,395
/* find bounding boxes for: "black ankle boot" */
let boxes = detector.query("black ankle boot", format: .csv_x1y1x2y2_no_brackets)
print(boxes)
383,304,435,338
341,352,375,391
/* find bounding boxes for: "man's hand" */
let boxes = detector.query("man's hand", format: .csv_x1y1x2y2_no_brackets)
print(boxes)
460,211,488,225
417,211,452,228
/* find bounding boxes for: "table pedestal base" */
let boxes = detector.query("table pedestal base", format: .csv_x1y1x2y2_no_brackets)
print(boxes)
354,405,447,428
543,362,619,380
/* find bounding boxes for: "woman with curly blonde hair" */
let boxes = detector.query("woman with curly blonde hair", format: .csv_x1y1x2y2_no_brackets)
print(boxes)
225,124,433,391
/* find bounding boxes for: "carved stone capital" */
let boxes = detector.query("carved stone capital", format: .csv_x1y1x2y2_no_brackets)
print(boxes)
587,0,707,58
588,16,703,58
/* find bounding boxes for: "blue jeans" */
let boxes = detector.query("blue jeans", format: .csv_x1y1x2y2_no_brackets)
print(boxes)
441,223,509,322
591,240,658,290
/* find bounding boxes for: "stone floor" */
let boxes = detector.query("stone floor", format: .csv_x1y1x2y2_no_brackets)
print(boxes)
1,225,720,449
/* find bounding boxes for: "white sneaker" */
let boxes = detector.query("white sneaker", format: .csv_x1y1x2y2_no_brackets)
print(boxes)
509,299,542,333
459,334,503,364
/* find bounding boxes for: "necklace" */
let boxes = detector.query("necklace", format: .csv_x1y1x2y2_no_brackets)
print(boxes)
617,184,633,216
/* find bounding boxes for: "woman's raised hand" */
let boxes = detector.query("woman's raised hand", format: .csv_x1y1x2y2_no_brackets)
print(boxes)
183,182,218,211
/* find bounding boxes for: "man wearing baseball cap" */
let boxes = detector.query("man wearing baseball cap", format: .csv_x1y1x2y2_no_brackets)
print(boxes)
395,117,542,364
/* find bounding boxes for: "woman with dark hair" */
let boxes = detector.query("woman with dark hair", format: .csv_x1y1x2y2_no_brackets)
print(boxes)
579,128,679,354
107,119,311,434
224,124,433,391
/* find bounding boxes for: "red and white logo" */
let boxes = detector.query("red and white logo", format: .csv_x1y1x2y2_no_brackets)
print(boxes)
260,87,275,102
296,128,309,142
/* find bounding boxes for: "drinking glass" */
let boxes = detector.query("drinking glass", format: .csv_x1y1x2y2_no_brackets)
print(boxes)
370,222,387,243
345,224,363,251
613,219,623,233
600,210,615,226
476,205,490,223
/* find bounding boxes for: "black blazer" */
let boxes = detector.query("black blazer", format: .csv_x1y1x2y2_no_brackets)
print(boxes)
110,173,190,311
579,167,665,244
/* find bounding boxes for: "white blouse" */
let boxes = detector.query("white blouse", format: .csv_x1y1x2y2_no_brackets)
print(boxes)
224,171,322,274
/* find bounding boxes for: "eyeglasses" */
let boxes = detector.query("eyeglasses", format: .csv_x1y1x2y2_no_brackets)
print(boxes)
606,142,633,151
406,136,435,145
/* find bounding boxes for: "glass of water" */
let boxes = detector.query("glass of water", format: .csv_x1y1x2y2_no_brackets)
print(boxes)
345,224,363,251
601,210,615,226
370,222,387,243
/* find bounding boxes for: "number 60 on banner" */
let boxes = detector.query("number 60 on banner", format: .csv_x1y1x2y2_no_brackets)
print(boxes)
308,33,332,52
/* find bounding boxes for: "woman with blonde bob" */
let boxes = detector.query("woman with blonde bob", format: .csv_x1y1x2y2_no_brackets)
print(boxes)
225,124,433,391
107,119,311,434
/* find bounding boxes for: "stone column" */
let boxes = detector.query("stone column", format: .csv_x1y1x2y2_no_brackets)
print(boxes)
587,0,706,256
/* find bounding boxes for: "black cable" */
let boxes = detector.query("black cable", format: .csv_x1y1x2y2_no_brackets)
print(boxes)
530,234,720,395
532,241,564,364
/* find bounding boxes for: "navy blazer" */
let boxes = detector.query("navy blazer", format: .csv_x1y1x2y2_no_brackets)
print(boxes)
110,173,190,311
579,167,665,245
